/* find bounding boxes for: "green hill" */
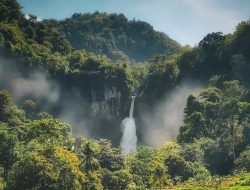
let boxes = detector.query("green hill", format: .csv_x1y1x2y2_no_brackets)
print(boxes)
54,12,181,62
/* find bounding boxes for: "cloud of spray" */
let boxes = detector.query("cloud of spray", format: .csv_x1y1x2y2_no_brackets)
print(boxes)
120,96,137,153
140,80,202,146
120,117,137,154
0,57,124,143
0,58,60,110
0,58,92,136
57,93,92,137
11,73,59,105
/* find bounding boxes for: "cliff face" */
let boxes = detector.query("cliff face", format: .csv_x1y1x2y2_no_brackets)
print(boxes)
39,68,132,144
80,85,129,145
91,86,122,119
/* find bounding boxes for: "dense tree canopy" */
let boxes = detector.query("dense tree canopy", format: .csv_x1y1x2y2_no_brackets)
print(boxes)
1,0,250,189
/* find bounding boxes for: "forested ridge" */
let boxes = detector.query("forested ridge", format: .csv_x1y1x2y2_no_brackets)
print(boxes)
1,0,250,189
56,12,181,62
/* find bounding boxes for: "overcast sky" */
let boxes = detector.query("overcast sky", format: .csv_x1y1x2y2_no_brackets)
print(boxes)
17,0,250,46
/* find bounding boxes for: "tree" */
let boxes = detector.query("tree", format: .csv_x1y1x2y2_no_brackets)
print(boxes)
230,54,249,82
199,32,225,51
204,143,233,175
47,146,86,190
230,20,250,60
178,112,206,143
97,139,124,171
25,25,36,39
222,80,246,100
0,0,23,22
185,95,204,116
113,169,132,190
7,152,58,190
22,99,38,119
198,32,226,77
217,98,247,161
79,141,100,173
0,166,4,190
164,154,193,183
7,147,86,190
74,139,102,190
235,146,250,171
180,143,203,163
149,162,170,190
200,87,222,103
101,169,132,190
0,90,25,125
0,125,20,177
126,146,155,189
23,119,71,145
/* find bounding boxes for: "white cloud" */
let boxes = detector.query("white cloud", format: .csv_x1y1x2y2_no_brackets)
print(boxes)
182,0,241,33
24,14,43,22
132,0,246,45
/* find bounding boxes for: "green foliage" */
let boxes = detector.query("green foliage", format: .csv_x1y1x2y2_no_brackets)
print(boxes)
23,119,71,145
178,112,206,143
126,146,156,189
1,87,250,189
7,147,86,190
204,144,233,175
165,154,194,183
169,20,250,83
0,90,25,125
0,0,23,23
199,32,225,51
1,0,250,189
97,139,124,171
7,152,58,190
57,12,181,61
178,79,250,174
138,54,180,104
235,147,250,172
229,20,250,60
222,80,246,100
230,54,250,82
0,125,21,176
235,173,250,186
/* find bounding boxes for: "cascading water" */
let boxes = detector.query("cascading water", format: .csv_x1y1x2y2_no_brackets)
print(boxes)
120,96,137,154
129,96,135,118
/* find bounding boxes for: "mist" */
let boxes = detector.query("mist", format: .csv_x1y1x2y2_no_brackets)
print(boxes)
57,94,92,137
1,57,202,147
0,58,92,137
120,96,137,153
139,80,202,146
0,58,59,107
0,57,122,142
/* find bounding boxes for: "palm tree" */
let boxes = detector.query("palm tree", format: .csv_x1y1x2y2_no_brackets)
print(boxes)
81,141,98,173
152,164,164,190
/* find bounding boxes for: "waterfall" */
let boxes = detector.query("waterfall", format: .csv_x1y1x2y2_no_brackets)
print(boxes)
120,96,137,154
129,96,136,118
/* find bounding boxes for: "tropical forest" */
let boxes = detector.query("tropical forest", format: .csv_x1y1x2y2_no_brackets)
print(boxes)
0,0,250,189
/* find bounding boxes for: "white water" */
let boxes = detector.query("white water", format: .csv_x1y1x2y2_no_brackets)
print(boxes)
129,96,135,118
120,96,137,154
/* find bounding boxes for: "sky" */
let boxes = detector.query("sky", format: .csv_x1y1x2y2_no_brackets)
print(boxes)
17,0,250,46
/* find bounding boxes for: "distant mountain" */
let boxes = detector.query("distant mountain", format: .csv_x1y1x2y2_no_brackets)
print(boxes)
50,12,181,62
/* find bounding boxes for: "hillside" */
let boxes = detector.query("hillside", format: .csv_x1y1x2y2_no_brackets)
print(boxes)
54,12,181,62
